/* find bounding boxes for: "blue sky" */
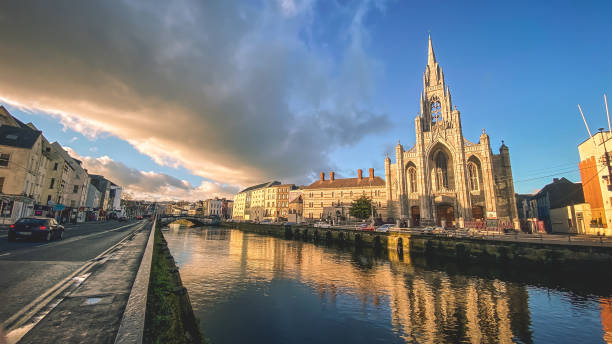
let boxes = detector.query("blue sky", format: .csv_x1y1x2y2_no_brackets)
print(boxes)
0,0,610,199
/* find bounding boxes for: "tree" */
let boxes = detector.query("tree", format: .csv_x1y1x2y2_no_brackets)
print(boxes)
349,196,374,220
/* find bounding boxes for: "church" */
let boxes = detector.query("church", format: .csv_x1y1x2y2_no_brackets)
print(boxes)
384,37,518,228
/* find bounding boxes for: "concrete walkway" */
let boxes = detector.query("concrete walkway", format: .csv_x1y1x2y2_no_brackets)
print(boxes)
10,223,151,344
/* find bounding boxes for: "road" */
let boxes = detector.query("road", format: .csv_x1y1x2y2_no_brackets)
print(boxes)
0,220,146,327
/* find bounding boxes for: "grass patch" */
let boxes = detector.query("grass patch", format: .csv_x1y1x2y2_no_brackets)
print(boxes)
144,223,206,344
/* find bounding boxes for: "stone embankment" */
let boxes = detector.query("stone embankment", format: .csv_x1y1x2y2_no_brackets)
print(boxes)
223,222,612,269
144,221,206,344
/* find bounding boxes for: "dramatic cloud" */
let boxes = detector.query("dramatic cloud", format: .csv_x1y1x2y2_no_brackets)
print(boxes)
0,1,390,191
65,148,239,201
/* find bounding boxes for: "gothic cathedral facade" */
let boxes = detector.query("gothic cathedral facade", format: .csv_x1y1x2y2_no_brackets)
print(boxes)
384,37,518,227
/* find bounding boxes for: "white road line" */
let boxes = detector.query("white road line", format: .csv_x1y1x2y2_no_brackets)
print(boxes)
0,252,10,257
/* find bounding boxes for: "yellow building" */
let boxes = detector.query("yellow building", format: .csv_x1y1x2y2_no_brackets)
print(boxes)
0,106,51,223
232,181,280,221
578,130,612,235
303,168,386,221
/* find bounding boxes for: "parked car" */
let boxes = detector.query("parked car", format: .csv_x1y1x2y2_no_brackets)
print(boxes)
118,216,127,222
136,215,143,220
314,222,330,228
357,223,375,231
8,217,64,242
376,224,394,232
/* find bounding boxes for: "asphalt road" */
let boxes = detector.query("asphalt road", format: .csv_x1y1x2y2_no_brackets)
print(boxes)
0,220,146,326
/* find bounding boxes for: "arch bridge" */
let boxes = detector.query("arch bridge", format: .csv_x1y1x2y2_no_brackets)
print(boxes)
159,215,220,227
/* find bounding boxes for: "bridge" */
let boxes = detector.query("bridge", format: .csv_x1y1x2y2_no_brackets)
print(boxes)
159,215,220,227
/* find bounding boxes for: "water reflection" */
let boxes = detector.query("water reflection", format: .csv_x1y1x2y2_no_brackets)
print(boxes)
163,227,611,344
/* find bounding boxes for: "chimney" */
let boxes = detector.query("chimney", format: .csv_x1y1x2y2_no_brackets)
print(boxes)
320,172,325,181
553,178,559,183
357,169,363,180
369,168,374,179
330,171,335,181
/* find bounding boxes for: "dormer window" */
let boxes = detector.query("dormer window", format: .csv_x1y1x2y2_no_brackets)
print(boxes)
5,134,17,140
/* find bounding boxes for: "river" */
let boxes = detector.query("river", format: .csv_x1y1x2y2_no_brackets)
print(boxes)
163,226,612,343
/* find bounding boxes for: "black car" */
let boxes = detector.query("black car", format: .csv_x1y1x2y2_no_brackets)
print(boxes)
8,217,64,242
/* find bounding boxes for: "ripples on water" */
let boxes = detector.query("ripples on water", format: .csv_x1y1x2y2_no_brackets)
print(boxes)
163,227,612,344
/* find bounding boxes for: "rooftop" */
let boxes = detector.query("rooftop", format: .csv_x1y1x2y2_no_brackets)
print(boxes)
304,176,385,190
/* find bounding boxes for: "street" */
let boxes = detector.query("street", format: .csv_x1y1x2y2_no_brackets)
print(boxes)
0,220,145,327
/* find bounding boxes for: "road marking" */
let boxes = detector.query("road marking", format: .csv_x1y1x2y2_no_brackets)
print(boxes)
0,252,10,257
2,221,148,342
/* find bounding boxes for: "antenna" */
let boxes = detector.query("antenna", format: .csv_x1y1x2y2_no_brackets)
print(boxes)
578,104,593,138
605,93,611,133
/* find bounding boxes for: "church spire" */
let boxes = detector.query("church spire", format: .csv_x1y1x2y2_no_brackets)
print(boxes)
427,34,436,66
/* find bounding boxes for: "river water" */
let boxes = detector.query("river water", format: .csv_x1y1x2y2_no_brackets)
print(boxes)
163,226,612,344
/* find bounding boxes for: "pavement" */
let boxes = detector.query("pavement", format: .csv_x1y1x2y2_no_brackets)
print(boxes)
0,219,151,344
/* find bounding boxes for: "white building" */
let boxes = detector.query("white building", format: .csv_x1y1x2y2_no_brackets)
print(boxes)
206,198,222,217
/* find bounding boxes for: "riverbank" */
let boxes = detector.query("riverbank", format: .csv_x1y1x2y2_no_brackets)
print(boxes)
223,222,612,270
144,223,206,344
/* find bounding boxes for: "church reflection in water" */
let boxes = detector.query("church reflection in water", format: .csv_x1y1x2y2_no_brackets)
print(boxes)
167,227,607,344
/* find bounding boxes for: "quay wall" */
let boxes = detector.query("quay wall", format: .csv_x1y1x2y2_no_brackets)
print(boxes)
222,222,612,268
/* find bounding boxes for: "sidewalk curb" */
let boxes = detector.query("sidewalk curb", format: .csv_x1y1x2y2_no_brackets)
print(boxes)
114,218,156,344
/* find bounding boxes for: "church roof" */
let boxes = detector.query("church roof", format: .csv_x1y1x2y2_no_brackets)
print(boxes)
304,176,385,190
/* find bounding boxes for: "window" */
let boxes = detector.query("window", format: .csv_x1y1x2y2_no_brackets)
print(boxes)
409,168,417,193
331,192,334,197
320,202,323,208
340,191,343,197
47,195,51,202
49,178,55,189
0,154,9,167
430,96,442,123
435,152,448,189
468,163,479,191
0,177,4,193
70,200,76,207
73,185,79,193
53,162,58,170
320,192,323,197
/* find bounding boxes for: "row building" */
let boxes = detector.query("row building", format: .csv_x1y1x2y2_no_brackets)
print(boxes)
0,106,123,224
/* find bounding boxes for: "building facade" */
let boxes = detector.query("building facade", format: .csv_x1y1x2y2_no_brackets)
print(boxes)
578,130,612,235
0,107,48,223
303,169,386,221
232,181,280,220
384,37,518,228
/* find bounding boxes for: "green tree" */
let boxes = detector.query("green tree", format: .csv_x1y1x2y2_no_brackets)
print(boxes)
349,196,374,220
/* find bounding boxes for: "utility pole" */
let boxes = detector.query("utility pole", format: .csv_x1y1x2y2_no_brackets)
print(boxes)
598,128,612,190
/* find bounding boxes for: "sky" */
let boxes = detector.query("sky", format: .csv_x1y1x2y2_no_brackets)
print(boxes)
0,0,610,200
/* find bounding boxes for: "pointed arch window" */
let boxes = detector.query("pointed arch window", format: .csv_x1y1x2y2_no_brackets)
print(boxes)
430,96,442,123
435,152,448,189
468,163,479,191
408,168,417,193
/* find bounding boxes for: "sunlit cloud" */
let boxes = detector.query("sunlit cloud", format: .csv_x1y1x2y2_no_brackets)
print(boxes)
65,148,239,201
0,1,390,193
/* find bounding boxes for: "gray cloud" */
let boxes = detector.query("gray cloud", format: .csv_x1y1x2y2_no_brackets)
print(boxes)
0,0,390,190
